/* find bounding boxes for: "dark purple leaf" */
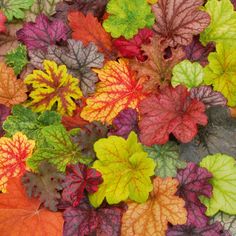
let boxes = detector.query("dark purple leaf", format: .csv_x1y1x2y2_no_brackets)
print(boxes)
0,104,11,137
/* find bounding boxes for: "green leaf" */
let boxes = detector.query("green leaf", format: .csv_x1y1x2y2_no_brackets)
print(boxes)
103,0,155,39
89,132,155,207
199,153,236,216
0,0,34,21
143,142,186,178
171,60,204,89
200,0,236,46
5,44,28,75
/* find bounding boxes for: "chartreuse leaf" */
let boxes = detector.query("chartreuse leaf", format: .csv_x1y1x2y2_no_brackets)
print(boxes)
171,60,204,89
200,153,236,216
89,131,155,207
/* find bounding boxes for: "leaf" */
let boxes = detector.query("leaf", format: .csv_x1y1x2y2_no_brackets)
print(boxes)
89,132,155,207
0,62,27,107
17,14,67,51
0,177,63,235
0,104,10,137
62,163,102,207
152,0,210,47
81,58,148,124
113,28,153,61
203,43,236,107
22,161,65,211
176,163,213,227
25,60,82,116
121,177,187,236
199,153,236,216
0,0,34,21
0,11,6,33
171,60,204,89
139,85,208,145
143,142,186,178
5,44,28,75
29,39,104,96
0,132,35,192
103,0,155,39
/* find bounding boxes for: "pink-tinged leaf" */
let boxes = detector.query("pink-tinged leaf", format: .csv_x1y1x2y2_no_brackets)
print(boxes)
0,104,10,137
113,28,153,61
176,163,213,227
139,85,208,145
0,11,6,33
17,14,67,51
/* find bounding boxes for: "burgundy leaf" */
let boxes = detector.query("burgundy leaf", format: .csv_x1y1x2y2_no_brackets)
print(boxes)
231,0,236,10
0,104,10,137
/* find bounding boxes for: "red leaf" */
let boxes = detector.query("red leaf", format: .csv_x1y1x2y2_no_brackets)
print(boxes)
0,11,6,33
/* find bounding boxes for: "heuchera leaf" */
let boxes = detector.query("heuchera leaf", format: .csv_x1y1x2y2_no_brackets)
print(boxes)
199,154,236,216
0,132,35,192
22,161,65,212
143,142,186,178
113,28,153,61
152,0,210,47
176,163,213,227
81,58,148,124
103,0,155,39
0,11,6,33
25,60,83,116
121,177,187,236
62,163,102,207
0,62,27,107
139,85,208,145
0,177,63,235
89,132,155,207
17,14,67,51
0,104,10,137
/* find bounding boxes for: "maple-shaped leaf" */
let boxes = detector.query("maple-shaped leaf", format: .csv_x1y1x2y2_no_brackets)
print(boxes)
0,132,35,192
143,142,186,178
0,104,10,137
131,36,185,93
25,60,82,116
22,161,65,211
89,132,155,207
63,198,126,236
200,154,236,216
17,14,67,51
0,177,63,235
62,163,102,207
121,177,187,236
139,85,208,145
109,108,139,139
0,63,27,107
176,163,213,227
81,58,147,124
0,11,6,33
113,28,153,61
152,0,210,47
29,39,104,96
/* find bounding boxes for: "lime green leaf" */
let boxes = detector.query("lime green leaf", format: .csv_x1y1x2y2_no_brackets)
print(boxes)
143,142,186,178
200,0,236,46
171,60,204,89
5,44,28,75
199,153,236,216
203,43,236,106
103,0,155,39
89,132,155,207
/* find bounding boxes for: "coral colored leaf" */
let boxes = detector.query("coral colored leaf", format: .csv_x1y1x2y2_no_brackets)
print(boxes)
0,11,6,33
152,0,210,47
103,0,155,39
199,154,236,216
0,63,27,107
17,14,67,51
0,177,63,236
139,85,208,145
81,59,148,124
25,60,82,116
0,105,10,137
176,163,213,227
121,177,187,236
89,132,155,207
0,132,35,192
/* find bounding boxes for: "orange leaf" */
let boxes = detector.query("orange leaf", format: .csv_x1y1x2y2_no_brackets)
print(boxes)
0,177,63,236
121,177,187,236
81,58,148,124
0,132,35,192
230,107,236,118
0,63,27,107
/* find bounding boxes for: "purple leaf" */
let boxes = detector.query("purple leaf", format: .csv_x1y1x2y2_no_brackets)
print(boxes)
0,104,10,137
